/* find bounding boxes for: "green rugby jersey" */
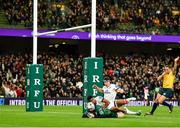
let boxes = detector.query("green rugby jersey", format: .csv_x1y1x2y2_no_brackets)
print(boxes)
95,105,117,118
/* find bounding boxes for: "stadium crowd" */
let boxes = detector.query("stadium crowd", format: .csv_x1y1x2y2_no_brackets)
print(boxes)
1,0,179,34
0,53,179,100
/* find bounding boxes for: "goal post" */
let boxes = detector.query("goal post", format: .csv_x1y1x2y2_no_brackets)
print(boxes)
28,0,100,113
82,0,103,115
25,0,43,112
82,57,104,114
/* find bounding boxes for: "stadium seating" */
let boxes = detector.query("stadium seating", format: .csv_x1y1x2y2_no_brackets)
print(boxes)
0,0,179,34
0,53,179,100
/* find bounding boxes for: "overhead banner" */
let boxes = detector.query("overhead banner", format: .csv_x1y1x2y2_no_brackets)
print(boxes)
0,29,179,43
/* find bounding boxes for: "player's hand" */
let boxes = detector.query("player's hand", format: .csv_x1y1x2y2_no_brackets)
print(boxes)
162,72,166,75
93,84,98,89
102,105,106,110
174,57,179,63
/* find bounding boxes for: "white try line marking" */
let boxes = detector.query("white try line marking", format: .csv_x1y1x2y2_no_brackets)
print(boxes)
0,127,180,128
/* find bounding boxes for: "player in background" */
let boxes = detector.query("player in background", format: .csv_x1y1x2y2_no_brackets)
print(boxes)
144,86,149,106
145,57,179,116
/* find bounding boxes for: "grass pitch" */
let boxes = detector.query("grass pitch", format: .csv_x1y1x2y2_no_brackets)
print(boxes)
0,106,179,128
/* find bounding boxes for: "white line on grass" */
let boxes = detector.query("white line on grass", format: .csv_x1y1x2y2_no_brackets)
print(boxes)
0,127,180,128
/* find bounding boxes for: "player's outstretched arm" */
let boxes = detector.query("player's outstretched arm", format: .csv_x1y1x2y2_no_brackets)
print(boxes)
172,56,179,75
93,84,104,93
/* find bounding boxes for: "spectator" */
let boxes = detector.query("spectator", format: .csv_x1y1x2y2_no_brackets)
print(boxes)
0,85,5,97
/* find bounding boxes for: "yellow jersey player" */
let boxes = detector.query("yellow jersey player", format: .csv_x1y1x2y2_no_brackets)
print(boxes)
145,57,179,116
